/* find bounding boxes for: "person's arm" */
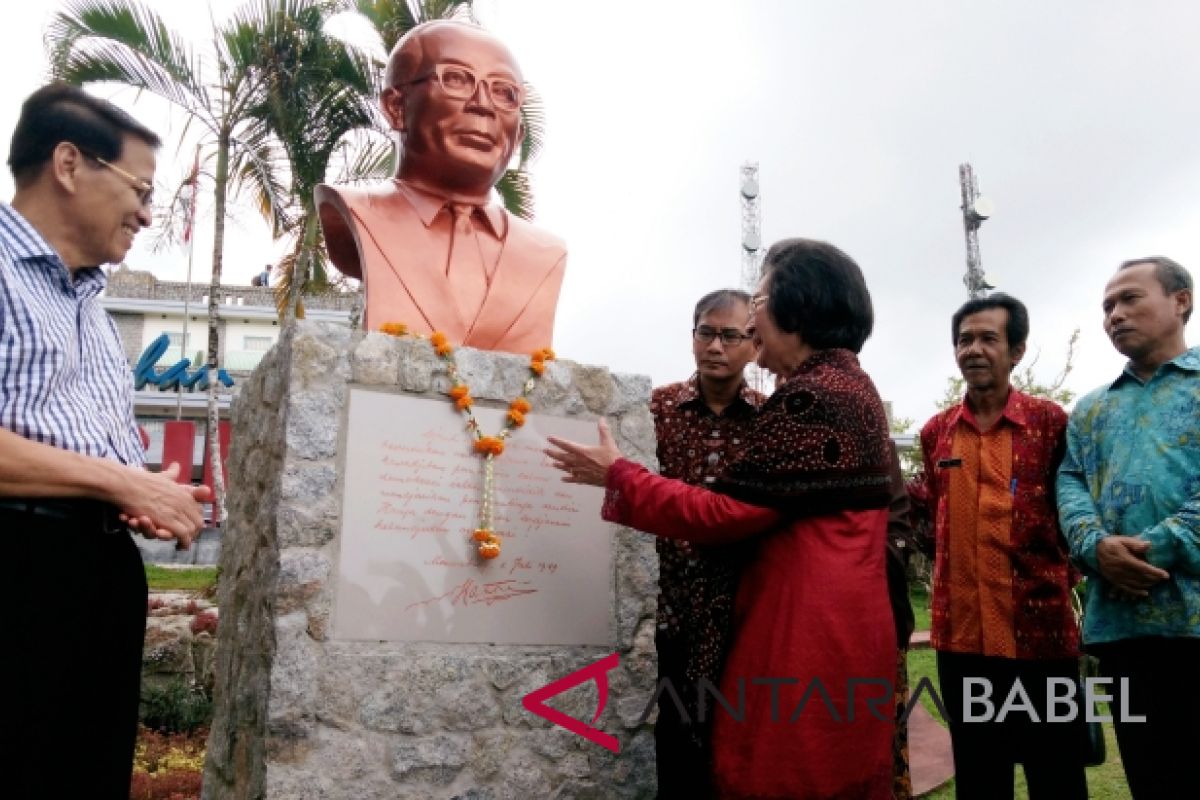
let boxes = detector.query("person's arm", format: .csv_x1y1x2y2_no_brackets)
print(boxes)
1056,412,1167,595
903,420,940,558
547,419,781,543
602,457,781,544
1139,492,1200,574
1055,413,1111,575
0,427,209,544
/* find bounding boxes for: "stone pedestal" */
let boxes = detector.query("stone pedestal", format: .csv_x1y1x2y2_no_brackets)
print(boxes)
203,322,659,799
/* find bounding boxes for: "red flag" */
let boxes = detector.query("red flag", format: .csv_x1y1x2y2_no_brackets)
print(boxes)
181,148,200,244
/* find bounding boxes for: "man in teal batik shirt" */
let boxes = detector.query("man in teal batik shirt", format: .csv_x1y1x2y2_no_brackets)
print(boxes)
1057,256,1199,800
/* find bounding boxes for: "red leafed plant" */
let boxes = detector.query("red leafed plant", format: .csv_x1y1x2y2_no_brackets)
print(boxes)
189,610,218,636
129,769,202,800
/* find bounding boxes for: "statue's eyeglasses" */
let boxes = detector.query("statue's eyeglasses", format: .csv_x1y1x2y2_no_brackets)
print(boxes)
404,63,524,112
693,326,753,346
82,151,154,208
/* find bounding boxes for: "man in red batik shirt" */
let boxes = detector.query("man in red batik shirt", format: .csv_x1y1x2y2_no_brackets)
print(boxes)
913,293,1086,799
650,289,763,798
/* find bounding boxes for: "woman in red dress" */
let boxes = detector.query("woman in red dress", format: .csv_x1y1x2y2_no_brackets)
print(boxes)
549,238,897,799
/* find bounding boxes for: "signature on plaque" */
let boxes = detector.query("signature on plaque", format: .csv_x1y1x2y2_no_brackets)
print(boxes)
403,577,538,613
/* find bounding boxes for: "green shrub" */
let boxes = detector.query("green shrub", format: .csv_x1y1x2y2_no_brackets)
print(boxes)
140,678,213,734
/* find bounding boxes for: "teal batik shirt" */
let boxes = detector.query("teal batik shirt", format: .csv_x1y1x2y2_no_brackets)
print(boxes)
1057,346,1200,644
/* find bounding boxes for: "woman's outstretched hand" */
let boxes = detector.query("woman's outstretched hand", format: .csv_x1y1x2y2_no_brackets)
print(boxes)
545,418,623,486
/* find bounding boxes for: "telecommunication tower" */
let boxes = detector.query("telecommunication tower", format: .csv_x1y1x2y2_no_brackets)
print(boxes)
739,163,768,392
740,162,764,289
959,163,995,298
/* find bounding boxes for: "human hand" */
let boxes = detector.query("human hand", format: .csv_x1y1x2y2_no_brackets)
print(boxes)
1096,536,1169,598
544,418,623,486
115,462,212,550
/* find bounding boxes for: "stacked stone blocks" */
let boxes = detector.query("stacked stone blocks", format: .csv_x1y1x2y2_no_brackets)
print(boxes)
204,322,659,799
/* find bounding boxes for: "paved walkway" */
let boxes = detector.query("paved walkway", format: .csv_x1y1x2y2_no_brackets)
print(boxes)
908,701,955,796
907,630,955,796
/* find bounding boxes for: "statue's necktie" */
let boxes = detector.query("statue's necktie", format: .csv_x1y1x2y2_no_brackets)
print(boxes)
446,203,488,326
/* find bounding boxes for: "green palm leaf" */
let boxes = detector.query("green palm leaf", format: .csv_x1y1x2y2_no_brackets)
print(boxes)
47,0,209,122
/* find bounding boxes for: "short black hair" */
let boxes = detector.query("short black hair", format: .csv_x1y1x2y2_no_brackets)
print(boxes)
950,292,1030,348
692,288,750,327
7,82,161,187
1120,256,1193,323
760,238,874,353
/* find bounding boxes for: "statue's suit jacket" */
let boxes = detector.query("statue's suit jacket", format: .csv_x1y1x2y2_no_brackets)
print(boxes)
317,181,567,354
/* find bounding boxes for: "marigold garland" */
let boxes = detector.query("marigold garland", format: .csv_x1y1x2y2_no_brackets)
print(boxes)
380,324,555,560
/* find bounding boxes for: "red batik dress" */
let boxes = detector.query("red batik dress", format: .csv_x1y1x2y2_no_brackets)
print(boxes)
606,350,897,799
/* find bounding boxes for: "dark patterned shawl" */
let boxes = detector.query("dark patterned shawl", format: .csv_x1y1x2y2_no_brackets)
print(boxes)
714,348,893,514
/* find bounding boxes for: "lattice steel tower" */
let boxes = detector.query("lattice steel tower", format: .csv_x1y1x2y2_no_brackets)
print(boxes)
740,162,764,289
739,163,768,392
959,163,995,298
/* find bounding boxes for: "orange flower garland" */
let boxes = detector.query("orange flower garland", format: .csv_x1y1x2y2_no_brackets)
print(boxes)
379,324,555,560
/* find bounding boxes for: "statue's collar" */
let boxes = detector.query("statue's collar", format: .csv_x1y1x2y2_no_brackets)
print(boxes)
392,178,507,239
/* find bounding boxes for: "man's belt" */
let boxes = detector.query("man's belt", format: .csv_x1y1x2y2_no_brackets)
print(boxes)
0,498,127,533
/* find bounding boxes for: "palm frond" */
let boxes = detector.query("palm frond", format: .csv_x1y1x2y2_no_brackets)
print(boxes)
517,82,546,168
353,0,420,53
274,247,303,318
46,0,209,122
352,0,474,53
227,128,291,235
332,131,395,183
274,216,333,318
495,168,534,221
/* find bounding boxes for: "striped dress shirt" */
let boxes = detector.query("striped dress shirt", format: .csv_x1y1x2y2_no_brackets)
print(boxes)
0,203,144,466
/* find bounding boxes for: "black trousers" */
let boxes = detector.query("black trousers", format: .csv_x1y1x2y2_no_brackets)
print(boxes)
1091,637,1200,800
0,504,147,800
655,632,715,800
936,651,1088,800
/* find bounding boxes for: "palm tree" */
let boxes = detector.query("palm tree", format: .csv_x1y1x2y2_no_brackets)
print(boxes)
46,0,367,522
237,1,382,319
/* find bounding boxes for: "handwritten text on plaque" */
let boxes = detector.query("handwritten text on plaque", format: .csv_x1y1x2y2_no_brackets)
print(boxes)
334,388,611,644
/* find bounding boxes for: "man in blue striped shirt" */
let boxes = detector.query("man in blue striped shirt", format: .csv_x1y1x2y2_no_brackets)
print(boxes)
0,83,210,798
1057,256,1198,799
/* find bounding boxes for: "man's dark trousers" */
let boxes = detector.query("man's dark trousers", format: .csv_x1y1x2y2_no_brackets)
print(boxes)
655,632,716,799
1,504,147,799
1093,637,1200,800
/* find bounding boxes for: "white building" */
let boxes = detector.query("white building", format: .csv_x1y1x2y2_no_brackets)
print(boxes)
102,265,353,473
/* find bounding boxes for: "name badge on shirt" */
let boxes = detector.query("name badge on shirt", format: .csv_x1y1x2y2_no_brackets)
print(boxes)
937,457,963,469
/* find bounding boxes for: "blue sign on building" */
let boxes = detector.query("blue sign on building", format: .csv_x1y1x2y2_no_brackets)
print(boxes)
133,334,235,392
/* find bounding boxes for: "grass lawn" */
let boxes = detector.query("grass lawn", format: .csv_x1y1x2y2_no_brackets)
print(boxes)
910,583,932,633
145,564,218,592
906,587,1131,798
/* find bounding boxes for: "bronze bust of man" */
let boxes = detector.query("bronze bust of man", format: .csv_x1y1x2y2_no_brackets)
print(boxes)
316,21,567,353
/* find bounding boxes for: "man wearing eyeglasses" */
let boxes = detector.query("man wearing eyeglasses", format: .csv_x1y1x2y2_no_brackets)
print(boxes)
649,288,764,798
0,83,211,798
317,20,567,354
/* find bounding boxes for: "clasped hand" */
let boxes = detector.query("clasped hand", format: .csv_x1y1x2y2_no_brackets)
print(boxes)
118,462,213,550
1096,535,1169,601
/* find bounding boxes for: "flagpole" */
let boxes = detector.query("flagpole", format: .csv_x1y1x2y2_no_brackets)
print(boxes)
176,146,200,421
176,220,195,421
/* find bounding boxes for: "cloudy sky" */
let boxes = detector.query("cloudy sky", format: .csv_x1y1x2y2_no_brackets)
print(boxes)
2,0,1198,427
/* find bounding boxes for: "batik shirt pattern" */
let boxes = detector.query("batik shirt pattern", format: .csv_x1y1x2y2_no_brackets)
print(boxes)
651,376,763,686
1057,347,1200,643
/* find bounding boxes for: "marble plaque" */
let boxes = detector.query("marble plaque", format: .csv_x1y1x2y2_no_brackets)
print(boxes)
333,387,612,645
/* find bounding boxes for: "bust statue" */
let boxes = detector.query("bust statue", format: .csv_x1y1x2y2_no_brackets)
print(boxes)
316,21,566,353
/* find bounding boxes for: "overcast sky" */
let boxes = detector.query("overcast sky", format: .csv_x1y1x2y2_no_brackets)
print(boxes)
2,1,1198,427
